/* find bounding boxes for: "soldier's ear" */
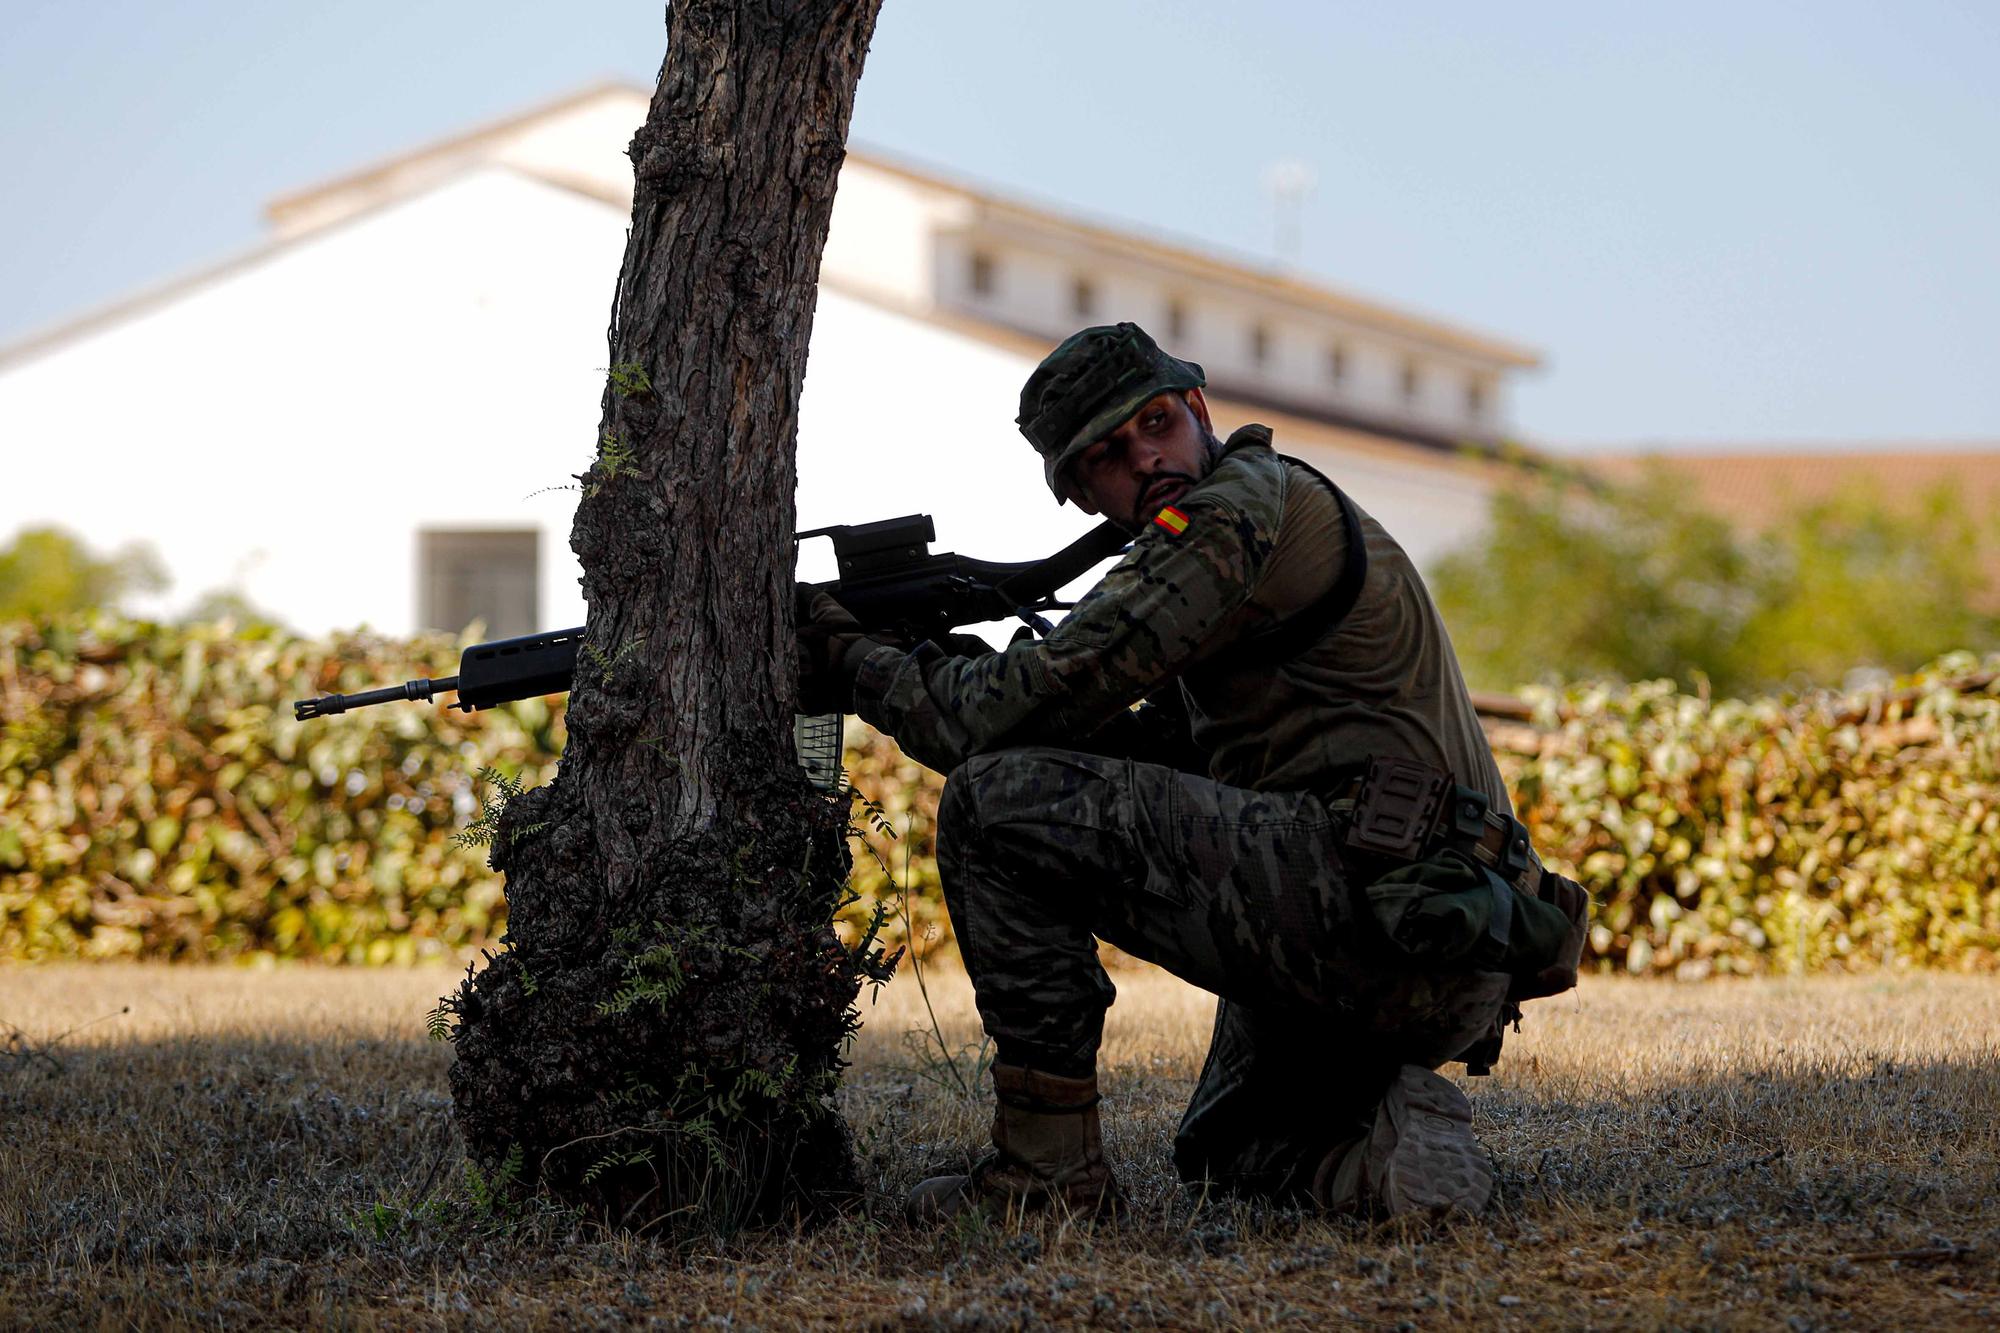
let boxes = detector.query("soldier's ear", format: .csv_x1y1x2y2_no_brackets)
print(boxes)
1183,388,1212,433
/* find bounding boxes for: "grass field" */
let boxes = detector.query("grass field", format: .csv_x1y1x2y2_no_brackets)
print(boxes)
2,960,1996,1330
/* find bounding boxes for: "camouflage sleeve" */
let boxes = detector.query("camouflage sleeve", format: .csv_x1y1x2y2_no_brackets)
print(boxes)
851,494,1275,774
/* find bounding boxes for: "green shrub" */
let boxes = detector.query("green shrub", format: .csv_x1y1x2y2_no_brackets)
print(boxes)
0,615,556,962
1431,466,2000,695
1503,653,2000,975
0,527,166,621
4,617,1995,974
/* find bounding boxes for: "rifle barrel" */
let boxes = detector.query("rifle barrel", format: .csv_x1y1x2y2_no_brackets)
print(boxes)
293,676,459,720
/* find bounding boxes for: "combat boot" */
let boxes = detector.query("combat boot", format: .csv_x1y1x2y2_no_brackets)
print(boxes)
906,1064,1125,1224
1310,1064,1493,1218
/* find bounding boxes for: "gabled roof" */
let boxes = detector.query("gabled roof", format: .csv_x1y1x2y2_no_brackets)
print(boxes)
264,81,640,233
264,82,1540,369
7,82,1542,427
0,161,573,371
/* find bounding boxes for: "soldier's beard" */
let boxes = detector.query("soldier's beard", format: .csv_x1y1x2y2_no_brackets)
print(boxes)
1128,427,1225,529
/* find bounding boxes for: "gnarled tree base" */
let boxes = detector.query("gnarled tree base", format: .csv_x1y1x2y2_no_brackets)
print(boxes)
445,767,870,1231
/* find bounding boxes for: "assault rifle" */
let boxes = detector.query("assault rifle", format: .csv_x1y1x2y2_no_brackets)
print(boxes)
291,513,1127,721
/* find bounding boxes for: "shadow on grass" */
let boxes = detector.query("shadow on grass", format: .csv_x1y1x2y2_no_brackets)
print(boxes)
2,1027,1995,1325
1480,1054,1998,1237
1,1031,457,1268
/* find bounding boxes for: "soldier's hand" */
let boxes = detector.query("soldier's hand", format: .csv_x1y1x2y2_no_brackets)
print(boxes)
795,587,878,714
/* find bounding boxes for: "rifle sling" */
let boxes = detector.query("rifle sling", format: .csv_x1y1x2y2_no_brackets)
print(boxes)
993,519,1129,610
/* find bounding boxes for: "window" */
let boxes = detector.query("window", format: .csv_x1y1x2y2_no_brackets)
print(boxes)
1328,343,1348,385
1166,299,1188,341
1071,277,1096,318
419,529,538,640
1400,357,1422,404
1466,375,1489,420
968,251,996,297
1249,323,1270,367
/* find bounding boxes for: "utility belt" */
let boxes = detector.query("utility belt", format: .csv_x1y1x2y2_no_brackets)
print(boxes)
1326,756,1591,1066
1327,755,1540,897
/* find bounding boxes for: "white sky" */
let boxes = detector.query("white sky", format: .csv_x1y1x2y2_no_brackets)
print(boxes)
2,0,1995,451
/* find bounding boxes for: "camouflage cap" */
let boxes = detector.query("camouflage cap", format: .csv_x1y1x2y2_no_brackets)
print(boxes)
1017,322,1205,504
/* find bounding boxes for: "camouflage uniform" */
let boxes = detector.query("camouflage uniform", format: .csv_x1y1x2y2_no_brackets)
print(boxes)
852,414,1519,1199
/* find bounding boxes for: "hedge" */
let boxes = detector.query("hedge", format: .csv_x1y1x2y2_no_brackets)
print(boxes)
3,616,1995,972
1507,657,1999,975
0,617,550,962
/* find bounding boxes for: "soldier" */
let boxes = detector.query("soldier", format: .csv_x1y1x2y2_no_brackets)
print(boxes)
798,322,1586,1222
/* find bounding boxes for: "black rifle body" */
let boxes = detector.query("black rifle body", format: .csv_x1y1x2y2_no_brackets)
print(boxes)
293,514,1125,720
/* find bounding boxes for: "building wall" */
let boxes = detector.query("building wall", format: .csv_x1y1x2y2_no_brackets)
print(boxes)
820,162,971,312
0,167,624,636
262,83,1529,448
494,93,648,199
929,226,1516,447
1278,436,1493,569
0,165,1129,639
0,149,1505,640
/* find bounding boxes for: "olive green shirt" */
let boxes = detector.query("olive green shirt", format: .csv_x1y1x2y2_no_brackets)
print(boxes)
852,426,1508,810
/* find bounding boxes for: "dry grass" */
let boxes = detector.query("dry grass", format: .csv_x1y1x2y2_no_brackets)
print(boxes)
2,960,1996,1330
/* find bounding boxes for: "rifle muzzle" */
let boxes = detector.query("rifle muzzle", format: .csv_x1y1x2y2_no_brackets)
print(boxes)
292,677,455,720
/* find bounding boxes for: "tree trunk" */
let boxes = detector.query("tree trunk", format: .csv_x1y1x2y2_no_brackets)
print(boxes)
444,0,887,1231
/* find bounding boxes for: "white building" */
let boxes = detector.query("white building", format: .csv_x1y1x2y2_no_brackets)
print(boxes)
0,84,1541,640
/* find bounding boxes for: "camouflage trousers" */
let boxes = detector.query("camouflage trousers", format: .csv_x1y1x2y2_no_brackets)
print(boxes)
936,746,1509,1198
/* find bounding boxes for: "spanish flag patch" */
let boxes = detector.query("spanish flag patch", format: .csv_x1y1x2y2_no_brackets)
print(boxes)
1153,505,1190,536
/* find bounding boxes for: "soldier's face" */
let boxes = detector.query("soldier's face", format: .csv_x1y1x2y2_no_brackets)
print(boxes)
1066,390,1218,530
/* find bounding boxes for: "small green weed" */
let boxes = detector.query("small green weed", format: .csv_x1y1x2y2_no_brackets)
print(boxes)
605,362,653,398
424,1002,453,1043
358,1197,449,1242
580,634,647,683
595,923,758,1019
589,432,640,495
451,766,547,850
464,1142,526,1217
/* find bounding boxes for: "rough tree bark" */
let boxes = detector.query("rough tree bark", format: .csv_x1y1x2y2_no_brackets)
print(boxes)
443,0,888,1229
